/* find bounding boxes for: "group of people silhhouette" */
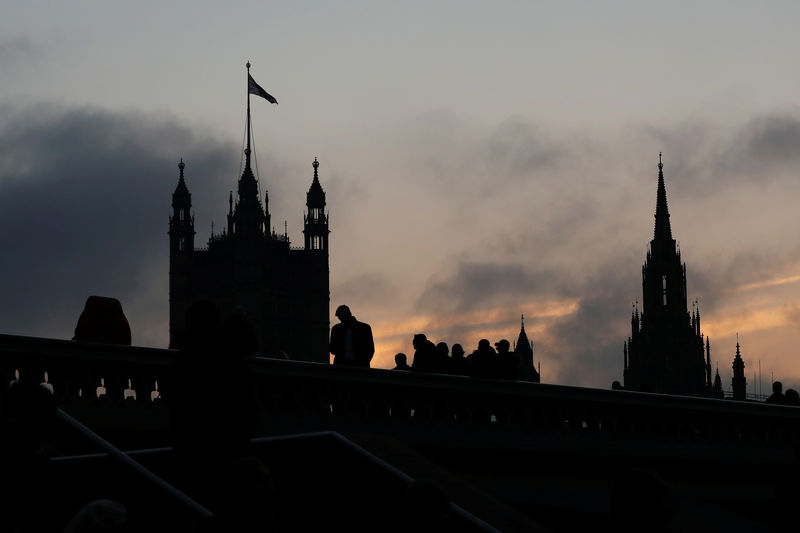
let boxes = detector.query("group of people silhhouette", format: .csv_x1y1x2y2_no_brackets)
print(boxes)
765,381,800,406
329,304,539,382
393,334,539,382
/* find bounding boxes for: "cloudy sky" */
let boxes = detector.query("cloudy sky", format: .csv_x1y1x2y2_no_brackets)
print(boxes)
2,1,800,391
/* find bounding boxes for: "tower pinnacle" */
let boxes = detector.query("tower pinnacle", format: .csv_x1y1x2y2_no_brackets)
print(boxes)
654,152,673,242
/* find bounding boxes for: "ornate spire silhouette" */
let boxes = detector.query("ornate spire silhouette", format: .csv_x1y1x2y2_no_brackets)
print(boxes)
173,158,189,198
654,152,673,242
232,61,266,237
306,157,326,208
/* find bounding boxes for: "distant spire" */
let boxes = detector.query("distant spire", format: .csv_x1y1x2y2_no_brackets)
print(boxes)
306,157,326,208
653,152,673,242
173,158,190,199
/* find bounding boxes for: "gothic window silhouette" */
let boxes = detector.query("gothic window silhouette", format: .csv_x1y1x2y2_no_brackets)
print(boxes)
179,209,185,221
179,238,185,251
662,275,667,305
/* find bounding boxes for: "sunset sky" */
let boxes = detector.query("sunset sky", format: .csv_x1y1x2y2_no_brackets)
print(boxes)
2,2,800,391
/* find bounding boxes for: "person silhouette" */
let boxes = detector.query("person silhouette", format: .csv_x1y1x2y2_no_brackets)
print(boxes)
469,339,499,379
449,343,468,376
169,300,257,504
766,381,786,404
496,339,519,380
329,305,375,367
785,388,800,406
411,334,439,373
393,353,411,371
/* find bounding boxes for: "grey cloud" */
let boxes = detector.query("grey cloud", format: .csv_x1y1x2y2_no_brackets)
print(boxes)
0,104,242,344
727,114,800,174
0,37,40,68
333,272,393,310
401,112,571,197
543,267,634,387
418,261,572,314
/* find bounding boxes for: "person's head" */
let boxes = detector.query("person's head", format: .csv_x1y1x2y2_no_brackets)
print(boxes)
335,305,352,323
773,381,783,394
452,344,464,358
478,339,491,351
495,339,510,353
395,353,407,366
436,342,449,356
413,333,427,349
785,388,799,405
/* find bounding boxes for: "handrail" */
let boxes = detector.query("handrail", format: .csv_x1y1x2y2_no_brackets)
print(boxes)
55,408,213,521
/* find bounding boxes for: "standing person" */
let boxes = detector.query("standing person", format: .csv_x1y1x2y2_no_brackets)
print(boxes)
496,339,520,380
766,381,786,404
329,305,375,367
411,334,439,373
393,353,412,371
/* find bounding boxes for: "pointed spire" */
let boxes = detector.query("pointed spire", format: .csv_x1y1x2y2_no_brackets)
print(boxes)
173,158,190,199
306,157,326,208
654,152,673,242
515,313,532,358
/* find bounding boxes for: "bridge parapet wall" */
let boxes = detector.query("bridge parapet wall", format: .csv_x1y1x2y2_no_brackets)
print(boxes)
2,333,799,459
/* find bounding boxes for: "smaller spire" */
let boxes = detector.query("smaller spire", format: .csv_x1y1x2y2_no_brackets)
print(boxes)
313,157,319,180
172,158,190,200
521,313,525,330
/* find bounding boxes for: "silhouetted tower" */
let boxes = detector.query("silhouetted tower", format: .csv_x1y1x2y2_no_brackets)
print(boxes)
303,158,329,251
623,154,709,395
168,159,195,348
732,334,747,401
515,314,540,383
168,63,330,360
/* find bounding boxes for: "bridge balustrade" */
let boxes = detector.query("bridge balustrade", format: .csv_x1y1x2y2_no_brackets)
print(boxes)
2,333,799,458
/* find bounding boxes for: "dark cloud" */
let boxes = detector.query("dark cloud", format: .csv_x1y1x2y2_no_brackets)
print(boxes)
0,37,40,68
0,104,242,344
417,261,572,314
727,114,800,174
543,267,634,387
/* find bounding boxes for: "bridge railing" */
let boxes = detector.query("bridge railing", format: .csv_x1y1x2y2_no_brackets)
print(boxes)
2,333,800,456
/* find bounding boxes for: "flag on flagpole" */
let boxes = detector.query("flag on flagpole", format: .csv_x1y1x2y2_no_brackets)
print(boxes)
248,74,278,104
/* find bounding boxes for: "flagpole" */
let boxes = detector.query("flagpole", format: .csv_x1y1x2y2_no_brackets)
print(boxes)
246,61,252,161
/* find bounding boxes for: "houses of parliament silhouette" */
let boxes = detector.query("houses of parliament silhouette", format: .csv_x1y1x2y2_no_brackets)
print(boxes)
168,78,330,362
623,154,748,399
